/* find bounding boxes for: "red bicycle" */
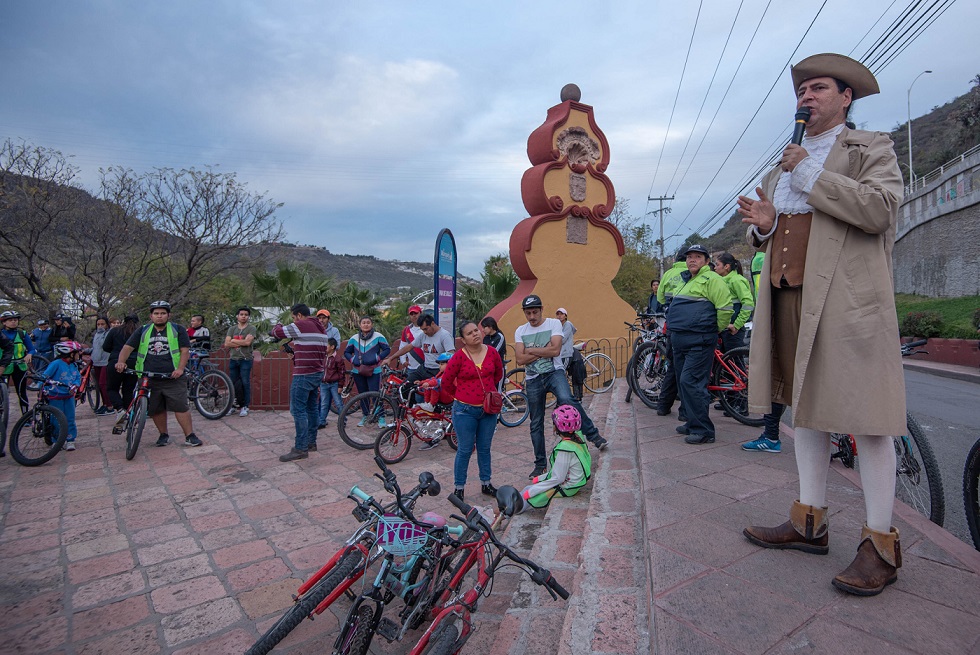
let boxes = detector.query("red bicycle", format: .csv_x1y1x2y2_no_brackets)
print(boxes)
410,488,569,654
374,400,458,464
706,345,762,427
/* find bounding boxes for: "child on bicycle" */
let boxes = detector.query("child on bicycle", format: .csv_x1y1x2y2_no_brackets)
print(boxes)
417,352,453,412
42,340,83,451
519,405,593,510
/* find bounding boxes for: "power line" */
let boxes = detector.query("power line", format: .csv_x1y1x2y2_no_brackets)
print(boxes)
670,0,775,197
670,0,828,241
664,0,746,195
644,0,704,200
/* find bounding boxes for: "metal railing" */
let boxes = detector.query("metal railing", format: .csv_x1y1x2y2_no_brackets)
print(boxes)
905,143,980,196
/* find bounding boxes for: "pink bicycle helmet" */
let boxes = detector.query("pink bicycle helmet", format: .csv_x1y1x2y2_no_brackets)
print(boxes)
552,405,581,433
54,340,84,356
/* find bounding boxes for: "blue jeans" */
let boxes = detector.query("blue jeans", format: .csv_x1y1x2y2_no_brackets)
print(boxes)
452,401,496,487
289,373,321,451
319,381,342,424
672,331,716,438
228,358,253,408
353,373,380,414
48,397,77,443
525,369,600,470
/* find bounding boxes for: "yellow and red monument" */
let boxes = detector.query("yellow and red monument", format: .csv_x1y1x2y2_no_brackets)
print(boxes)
491,84,635,341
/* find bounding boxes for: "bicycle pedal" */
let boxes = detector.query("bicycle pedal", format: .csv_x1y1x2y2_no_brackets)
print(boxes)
376,617,400,642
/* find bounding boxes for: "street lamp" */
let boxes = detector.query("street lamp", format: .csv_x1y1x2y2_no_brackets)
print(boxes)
907,70,932,186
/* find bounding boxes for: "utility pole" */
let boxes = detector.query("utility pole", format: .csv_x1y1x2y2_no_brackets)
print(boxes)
647,195,674,276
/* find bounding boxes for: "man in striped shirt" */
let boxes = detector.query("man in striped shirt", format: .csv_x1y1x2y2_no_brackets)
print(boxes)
272,304,329,461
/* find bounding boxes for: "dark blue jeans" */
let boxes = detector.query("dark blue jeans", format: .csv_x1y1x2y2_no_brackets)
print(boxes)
658,335,679,414
764,403,786,440
228,358,253,408
319,381,342,424
290,373,321,451
451,401,497,487
526,369,600,470
672,331,716,438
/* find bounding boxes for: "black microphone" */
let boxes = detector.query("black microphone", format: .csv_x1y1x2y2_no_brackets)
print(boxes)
791,107,811,145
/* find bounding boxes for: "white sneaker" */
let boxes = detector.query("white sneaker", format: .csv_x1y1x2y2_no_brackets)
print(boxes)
239,407,249,417
64,442,76,451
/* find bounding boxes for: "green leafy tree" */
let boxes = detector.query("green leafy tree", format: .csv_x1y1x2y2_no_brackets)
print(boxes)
251,261,336,322
457,254,518,323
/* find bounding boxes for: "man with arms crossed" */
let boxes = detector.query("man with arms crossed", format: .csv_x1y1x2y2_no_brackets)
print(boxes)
739,54,906,596
515,295,607,480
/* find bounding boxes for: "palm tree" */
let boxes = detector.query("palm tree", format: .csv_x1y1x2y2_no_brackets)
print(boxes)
333,282,381,335
457,254,518,323
251,261,336,321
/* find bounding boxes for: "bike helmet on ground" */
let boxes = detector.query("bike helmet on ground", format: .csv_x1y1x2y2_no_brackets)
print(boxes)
149,300,172,312
552,405,582,433
1,310,21,321
436,352,452,363
54,340,84,356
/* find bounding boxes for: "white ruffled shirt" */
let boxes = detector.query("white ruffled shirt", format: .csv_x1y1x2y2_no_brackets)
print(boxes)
754,122,845,240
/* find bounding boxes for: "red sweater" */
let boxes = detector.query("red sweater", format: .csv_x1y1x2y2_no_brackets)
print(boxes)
442,346,503,407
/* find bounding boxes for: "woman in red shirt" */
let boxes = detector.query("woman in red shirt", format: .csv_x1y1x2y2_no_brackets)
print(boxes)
442,321,504,502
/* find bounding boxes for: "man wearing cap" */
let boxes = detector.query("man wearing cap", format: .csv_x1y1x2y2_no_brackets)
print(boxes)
315,309,341,346
665,245,733,445
515,294,607,479
738,54,906,596
655,249,693,417
49,313,76,346
398,306,425,373
385,313,454,384
30,319,54,362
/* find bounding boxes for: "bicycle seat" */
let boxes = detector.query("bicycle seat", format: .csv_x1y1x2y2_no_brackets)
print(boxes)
573,342,586,351
421,511,447,528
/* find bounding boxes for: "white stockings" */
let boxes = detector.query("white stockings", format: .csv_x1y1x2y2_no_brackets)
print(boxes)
793,427,896,533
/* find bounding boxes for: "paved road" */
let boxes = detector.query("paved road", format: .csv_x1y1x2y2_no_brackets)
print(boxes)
905,369,980,547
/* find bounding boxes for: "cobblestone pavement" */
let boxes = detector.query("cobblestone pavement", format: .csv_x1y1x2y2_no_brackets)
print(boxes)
2,378,979,655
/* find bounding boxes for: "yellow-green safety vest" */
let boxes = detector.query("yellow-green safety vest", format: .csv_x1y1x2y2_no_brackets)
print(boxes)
136,323,181,373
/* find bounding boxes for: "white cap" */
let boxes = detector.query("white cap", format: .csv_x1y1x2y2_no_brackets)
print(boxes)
556,308,568,315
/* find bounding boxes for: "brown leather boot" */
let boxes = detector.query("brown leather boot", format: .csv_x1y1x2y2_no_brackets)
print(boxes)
832,525,901,596
743,500,829,554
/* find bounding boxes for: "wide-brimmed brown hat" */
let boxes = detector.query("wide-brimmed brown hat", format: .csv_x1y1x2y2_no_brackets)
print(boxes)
791,53,879,100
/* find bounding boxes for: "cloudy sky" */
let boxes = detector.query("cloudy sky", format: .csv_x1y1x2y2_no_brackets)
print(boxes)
3,0,975,277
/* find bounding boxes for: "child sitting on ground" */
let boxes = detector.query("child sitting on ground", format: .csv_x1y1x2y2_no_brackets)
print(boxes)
417,352,453,412
519,405,593,510
42,340,83,451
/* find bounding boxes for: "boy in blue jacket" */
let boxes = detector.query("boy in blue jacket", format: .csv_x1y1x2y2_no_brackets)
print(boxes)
42,340,83,450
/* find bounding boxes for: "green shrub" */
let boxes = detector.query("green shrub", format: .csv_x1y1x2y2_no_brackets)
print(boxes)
973,307,980,330
900,311,945,338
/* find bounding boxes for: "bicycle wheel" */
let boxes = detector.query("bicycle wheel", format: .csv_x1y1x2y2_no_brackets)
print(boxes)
0,383,9,456
582,353,616,394
714,346,764,427
894,413,944,526
246,548,365,655
628,342,668,410
338,392,396,450
498,390,529,427
421,620,460,655
9,404,68,466
336,604,376,655
964,438,980,551
125,396,147,461
193,370,234,419
86,383,100,410
375,425,413,464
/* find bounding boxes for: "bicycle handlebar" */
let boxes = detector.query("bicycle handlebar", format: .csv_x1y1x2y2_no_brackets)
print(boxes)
123,368,179,379
373,455,439,530
447,490,569,600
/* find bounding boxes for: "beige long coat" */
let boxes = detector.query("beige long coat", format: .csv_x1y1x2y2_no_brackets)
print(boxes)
748,126,907,436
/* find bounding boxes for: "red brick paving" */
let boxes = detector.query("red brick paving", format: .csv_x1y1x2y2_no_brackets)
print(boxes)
2,382,979,654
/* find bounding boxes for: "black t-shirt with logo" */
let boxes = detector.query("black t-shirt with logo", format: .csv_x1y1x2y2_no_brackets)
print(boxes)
125,323,191,374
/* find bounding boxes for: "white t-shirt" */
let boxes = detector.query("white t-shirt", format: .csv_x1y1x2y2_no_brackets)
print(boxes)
515,318,565,380
412,327,455,369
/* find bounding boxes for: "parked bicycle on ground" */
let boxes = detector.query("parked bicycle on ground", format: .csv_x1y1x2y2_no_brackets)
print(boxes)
184,348,234,419
244,457,449,655
411,486,569,654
